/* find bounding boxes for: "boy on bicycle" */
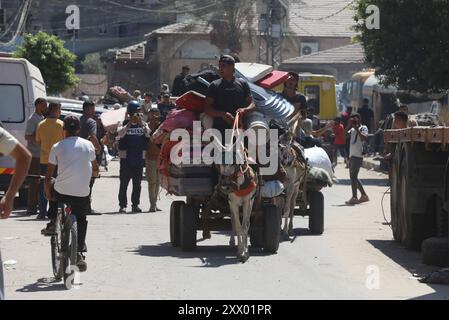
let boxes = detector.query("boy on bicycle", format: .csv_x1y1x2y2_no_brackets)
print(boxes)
43,116,99,272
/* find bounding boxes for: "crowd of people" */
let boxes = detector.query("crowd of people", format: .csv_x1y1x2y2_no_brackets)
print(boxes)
1,57,416,299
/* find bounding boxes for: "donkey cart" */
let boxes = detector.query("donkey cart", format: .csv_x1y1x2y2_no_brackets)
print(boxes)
163,163,283,256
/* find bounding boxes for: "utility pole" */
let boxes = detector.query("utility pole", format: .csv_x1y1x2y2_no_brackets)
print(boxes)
257,0,288,68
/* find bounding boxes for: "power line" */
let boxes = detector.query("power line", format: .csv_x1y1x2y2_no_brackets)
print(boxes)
0,0,26,40
98,0,217,14
0,0,31,46
292,0,355,21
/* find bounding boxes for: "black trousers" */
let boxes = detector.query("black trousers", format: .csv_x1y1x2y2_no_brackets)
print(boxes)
349,157,367,198
54,189,89,252
119,159,144,208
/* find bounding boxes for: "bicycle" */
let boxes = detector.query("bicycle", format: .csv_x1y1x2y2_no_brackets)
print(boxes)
27,175,79,289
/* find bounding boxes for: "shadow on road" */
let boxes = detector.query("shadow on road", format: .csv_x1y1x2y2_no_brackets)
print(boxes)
367,239,449,299
130,241,268,267
16,277,67,293
336,179,389,187
292,228,321,237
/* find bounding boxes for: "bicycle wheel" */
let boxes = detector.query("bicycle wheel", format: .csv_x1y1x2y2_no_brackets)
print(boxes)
62,213,78,290
50,211,64,280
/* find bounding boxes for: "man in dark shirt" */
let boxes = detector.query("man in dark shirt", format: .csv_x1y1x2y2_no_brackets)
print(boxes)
157,93,176,123
358,98,375,133
204,55,256,142
307,107,321,131
80,101,101,215
280,71,308,111
172,65,190,97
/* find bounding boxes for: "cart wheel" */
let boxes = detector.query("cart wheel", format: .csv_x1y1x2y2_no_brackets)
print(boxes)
250,215,264,248
390,147,402,241
170,201,183,247
309,191,324,235
263,205,281,254
180,203,197,252
422,237,449,267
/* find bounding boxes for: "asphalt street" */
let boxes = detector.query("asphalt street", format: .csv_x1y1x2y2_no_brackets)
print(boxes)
1,159,449,300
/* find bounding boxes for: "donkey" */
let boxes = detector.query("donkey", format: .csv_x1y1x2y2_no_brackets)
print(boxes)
216,157,258,263
276,122,307,239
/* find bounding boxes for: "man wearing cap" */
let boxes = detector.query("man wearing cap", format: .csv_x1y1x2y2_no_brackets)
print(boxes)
204,55,256,141
117,101,151,213
42,115,99,272
172,65,190,97
281,72,308,112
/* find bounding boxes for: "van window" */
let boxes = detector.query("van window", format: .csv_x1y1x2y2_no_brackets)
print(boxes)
0,84,25,123
305,85,321,114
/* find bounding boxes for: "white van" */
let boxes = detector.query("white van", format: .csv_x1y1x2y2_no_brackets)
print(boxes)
0,57,46,202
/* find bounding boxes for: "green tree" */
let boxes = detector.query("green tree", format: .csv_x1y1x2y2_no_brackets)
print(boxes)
82,53,106,74
188,0,255,53
14,32,79,94
354,0,449,93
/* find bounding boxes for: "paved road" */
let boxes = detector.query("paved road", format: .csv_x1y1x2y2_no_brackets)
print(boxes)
1,160,448,300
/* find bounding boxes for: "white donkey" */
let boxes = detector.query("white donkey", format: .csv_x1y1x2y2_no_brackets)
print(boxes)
217,159,258,263
277,125,307,239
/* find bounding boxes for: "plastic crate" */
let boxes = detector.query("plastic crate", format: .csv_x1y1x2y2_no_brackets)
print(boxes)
168,164,213,178
161,176,213,196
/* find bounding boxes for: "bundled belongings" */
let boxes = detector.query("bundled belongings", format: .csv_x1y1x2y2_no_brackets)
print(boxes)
158,108,198,133
307,167,335,192
107,86,132,103
100,107,127,132
176,91,206,113
256,70,290,90
411,113,439,126
304,146,334,179
159,140,213,196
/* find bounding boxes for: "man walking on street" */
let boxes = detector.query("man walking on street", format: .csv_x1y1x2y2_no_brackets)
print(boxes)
172,65,190,97
117,101,151,214
346,113,370,205
25,98,47,215
80,101,101,215
332,117,348,167
146,108,162,212
35,102,64,220
0,127,31,300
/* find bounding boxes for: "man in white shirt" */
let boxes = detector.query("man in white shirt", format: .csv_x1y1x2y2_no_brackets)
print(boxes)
346,113,370,205
0,127,32,300
43,116,99,272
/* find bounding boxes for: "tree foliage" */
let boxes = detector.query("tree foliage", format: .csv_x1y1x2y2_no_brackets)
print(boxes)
354,0,449,93
82,53,106,75
204,0,256,53
14,32,79,94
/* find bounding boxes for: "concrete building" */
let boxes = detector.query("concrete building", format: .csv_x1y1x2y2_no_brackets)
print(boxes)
0,0,175,56
106,0,359,93
280,43,367,82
